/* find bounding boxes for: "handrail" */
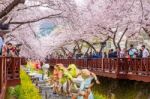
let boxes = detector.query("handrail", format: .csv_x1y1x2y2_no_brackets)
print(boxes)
47,58,150,82
0,57,23,99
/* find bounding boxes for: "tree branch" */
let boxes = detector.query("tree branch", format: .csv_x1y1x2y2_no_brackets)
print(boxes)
12,24,23,32
80,39,97,53
61,47,67,56
112,31,117,48
0,0,25,19
117,26,128,49
99,36,110,52
28,23,37,38
9,12,63,24
142,27,150,37
17,4,43,11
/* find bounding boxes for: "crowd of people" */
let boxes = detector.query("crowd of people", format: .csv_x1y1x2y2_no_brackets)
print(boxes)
107,44,149,58
47,44,150,59
0,40,21,57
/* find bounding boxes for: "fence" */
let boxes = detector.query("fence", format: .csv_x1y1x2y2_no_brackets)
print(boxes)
47,58,150,82
0,57,23,99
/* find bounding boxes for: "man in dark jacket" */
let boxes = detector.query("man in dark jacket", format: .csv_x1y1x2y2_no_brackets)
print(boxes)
108,49,114,58
113,47,120,58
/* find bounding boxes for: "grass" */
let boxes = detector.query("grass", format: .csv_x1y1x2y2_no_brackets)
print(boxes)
93,91,107,99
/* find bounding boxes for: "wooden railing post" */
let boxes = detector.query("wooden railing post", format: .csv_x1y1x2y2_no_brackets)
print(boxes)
102,58,104,72
116,58,120,77
21,57,27,65
3,57,6,84
148,58,150,75
0,57,2,93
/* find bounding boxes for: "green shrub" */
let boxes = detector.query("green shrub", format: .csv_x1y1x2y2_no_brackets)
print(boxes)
18,69,42,99
7,69,42,99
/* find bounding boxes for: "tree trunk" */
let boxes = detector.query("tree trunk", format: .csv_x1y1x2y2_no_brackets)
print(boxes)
72,45,77,56
112,33,118,49
125,39,128,49
117,27,128,50
80,39,97,53
61,47,67,56
99,36,110,52
74,40,82,52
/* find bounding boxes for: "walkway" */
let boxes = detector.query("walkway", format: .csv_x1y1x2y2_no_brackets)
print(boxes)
26,69,71,99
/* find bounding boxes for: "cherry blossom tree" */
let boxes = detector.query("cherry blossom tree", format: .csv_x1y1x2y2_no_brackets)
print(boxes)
1,0,150,59
72,0,150,50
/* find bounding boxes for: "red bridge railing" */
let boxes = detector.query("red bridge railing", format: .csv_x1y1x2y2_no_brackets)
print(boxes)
20,57,27,65
47,58,150,82
0,57,23,99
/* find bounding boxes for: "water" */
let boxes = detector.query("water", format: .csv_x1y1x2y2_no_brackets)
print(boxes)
92,77,150,99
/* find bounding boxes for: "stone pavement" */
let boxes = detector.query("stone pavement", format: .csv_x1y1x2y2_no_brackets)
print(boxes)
22,66,71,99
37,81,71,99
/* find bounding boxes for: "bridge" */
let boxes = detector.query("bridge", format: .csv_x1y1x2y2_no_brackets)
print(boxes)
47,58,150,83
0,57,24,99
0,57,150,98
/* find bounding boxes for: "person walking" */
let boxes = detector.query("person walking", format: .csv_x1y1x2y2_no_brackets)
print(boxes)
141,45,149,75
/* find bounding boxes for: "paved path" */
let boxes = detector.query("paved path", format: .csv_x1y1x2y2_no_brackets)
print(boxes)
22,66,71,99
37,82,71,99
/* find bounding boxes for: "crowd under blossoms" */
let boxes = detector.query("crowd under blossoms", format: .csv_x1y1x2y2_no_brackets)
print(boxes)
46,44,150,60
